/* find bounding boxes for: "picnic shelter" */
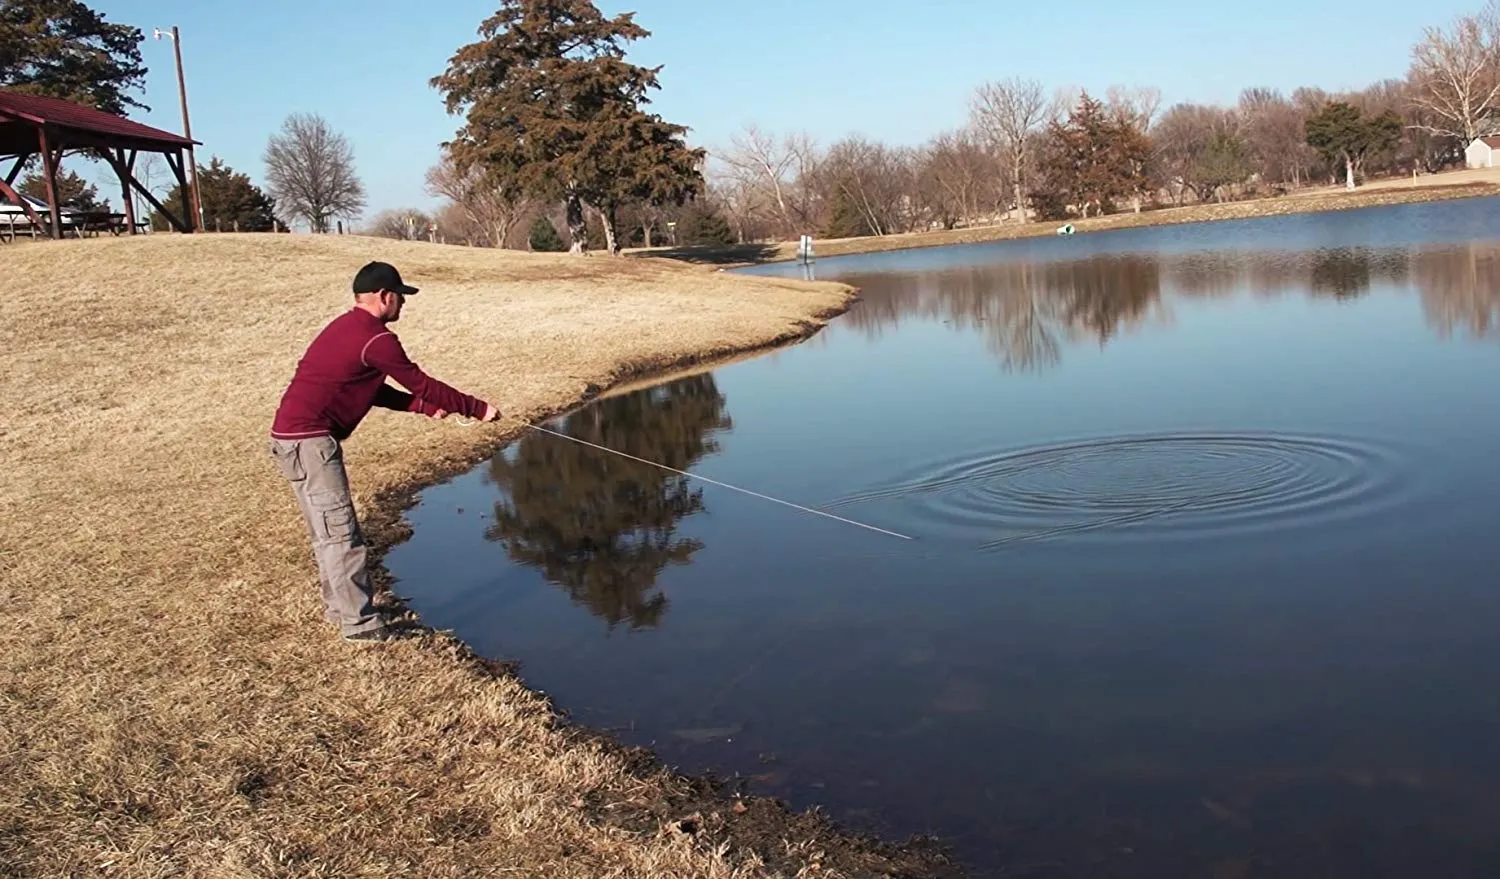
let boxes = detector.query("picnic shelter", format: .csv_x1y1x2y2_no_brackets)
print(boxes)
0,89,201,238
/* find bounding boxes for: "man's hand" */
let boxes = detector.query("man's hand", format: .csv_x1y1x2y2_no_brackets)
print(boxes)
480,403,500,422
431,408,448,419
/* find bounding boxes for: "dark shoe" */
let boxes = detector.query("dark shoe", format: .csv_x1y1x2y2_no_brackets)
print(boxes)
342,625,397,643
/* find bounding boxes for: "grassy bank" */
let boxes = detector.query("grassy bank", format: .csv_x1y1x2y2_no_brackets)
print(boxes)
635,170,1500,266
0,234,960,878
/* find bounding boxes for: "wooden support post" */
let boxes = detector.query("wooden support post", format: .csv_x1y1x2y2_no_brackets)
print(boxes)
0,177,43,235
100,149,189,233
105,148,140,235
37,127,61,238
163,149,193,233
123,149,139,234
5,152,34,188
125,173,187,233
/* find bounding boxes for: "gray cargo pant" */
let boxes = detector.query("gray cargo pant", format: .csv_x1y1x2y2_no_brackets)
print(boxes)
267,434,384,636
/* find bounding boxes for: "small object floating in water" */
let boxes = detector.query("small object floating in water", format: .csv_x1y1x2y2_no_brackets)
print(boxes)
1056,223,1076,236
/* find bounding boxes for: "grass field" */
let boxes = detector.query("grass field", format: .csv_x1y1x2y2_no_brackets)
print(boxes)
0,233,960,878
632,167,1500,266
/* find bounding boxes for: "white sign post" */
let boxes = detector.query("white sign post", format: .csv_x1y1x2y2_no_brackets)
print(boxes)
797,234,814,264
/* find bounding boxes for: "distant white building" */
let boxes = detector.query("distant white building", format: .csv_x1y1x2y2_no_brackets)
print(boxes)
1465,136,1500,168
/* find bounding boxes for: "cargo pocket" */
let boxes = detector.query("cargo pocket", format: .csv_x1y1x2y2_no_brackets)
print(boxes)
313,435,343,465
310,489,361,545
269,442,305,482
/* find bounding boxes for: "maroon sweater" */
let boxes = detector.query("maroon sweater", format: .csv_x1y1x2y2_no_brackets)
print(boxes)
271,308,487,441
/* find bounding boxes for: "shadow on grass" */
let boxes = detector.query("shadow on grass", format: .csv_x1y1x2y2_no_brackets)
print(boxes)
630,242,785,265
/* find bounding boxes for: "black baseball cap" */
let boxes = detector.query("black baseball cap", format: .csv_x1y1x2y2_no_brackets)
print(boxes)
352,261,419,296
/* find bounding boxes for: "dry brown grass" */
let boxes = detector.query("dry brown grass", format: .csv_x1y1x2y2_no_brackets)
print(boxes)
633,171,1500,266
0,233,959,878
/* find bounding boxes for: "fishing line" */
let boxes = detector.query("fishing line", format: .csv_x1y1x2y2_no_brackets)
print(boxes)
451,415,915,541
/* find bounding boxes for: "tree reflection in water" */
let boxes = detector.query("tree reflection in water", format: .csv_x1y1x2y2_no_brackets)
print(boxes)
482,373,732,631
842,241,1500,371
478,241,1500,634
1415,241,1500,340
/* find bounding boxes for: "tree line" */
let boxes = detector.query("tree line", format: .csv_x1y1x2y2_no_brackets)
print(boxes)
7,0,1500,250
705,0,1500,243
373,0,1500,252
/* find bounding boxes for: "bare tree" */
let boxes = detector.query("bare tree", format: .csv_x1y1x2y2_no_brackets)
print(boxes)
703,164,775,243
1153,103,1243,203
1408,3,1500,144
921,126,995,228
432,201,483,246
133,152,177,230
1238,87,1318,187
424,146,531,249
1106,84,1163,131
970,77,1048,223
366,208,436,241
815,136,911,236
714,124,820,236
263,112,366,233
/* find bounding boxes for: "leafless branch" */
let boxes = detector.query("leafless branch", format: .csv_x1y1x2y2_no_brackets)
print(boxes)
262,112,366,233
970,77,1047,222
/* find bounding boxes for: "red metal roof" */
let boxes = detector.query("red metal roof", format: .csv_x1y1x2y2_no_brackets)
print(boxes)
0,89,197,148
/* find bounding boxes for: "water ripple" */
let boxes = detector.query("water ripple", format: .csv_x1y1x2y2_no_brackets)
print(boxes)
824,432,1414,549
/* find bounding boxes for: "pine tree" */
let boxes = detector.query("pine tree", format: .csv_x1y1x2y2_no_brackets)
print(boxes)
432,0,705,255
1305,101,1403,191
529,215,566,251
675,200,734,247
1033,90,1152,219
154,157,278,232
20,168,105,211
0,0,148,115
822,187,874,238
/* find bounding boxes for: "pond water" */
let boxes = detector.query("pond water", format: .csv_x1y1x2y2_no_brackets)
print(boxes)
385,198,1500,877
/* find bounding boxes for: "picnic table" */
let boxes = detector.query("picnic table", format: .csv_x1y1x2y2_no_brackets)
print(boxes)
71,211,147,237
0,210,150,242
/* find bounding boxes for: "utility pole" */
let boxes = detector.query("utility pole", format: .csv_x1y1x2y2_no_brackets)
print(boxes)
154,26,202,232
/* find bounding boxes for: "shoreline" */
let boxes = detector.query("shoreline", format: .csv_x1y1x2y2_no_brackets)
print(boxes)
633,176,1500,267
358,320,966,879
1,234,964,878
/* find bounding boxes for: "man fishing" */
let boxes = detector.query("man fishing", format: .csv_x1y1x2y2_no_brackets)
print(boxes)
268,261,499,643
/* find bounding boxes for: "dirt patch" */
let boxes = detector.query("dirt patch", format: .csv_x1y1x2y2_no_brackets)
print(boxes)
0,233,961,878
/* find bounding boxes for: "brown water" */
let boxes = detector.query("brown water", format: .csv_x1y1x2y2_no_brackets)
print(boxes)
386,199,1500,877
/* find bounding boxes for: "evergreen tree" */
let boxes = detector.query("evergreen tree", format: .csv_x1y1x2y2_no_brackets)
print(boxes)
432,0,705,255
20,168,105,211
1305,101,1403,191
154,157,278,231
822,186,874,238
1032,90,1152,219
1196,132,1253,202
0,0,148,114
675,199,734,247
528,215,566,251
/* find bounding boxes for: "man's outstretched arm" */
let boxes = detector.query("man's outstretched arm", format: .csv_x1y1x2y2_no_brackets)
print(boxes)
362,332,497,421
373,383,447,417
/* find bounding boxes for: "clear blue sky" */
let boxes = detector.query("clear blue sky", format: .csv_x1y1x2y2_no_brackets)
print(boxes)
88,0,1479,222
